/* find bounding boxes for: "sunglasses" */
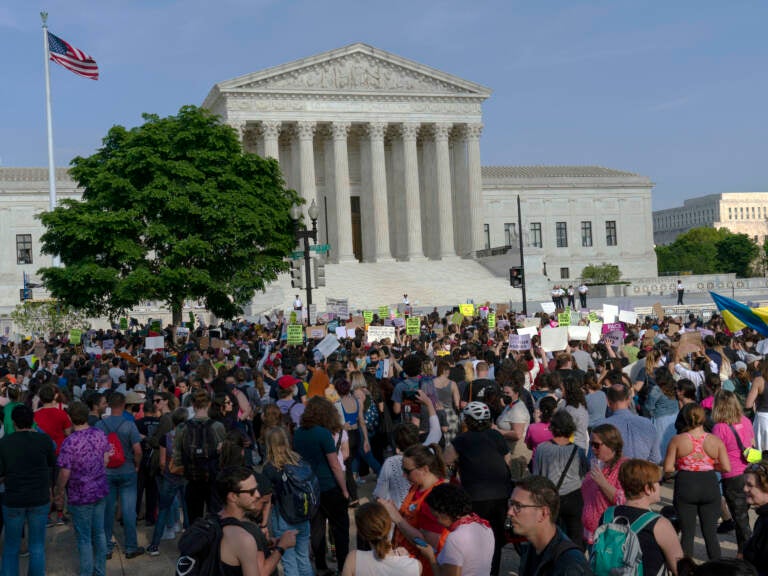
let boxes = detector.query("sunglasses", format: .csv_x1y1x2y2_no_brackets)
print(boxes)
153,398,164,403
234,487,259,496
590,441,604,450
508,500,544,514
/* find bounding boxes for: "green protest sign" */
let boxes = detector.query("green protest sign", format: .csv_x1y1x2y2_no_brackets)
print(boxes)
557,312,570,326
363,311,374,325
289,311,297,324
379,305,389,318
451,312,463,325
588,311,600,323
287,324,304,345
119,317,128,330
406,317,421,336
488,313,496,328
69,329,82,344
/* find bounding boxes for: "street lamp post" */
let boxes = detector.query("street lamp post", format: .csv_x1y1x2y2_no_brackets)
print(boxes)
290,199,320,307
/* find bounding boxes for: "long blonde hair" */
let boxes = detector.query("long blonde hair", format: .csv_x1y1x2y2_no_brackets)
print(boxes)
265,426,301,469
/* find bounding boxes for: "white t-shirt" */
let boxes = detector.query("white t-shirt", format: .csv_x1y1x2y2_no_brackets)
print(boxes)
437,522,494,576
496,400,531,458
353,549,420,576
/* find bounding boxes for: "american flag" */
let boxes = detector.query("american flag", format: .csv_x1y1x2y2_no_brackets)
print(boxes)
47,32,99,80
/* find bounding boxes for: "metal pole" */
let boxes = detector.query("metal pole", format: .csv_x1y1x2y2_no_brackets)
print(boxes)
41,12,60,267
517,194,527,315
304,234,312,307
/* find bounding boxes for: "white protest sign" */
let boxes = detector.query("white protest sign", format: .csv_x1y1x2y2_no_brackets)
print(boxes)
145,336,165,350
541,302,556,314
314,334,340,359
568,326,589,341
516,326,539,338
540,327,569,352
175,327,190,337
392,317,405,327
604,330,624,348
757,339,768,356
85,346,103,356
509,333,532,350
367,325,396,343
335,327,350,339
603,304,619,323
588,322,603,344
618,310,637,325
102,339,115,351
524,317,541,328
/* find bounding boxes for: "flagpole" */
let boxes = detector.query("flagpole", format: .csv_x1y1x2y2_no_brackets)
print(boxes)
41,12,60,267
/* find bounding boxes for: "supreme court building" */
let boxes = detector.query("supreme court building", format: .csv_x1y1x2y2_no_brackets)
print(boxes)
0,43,658,312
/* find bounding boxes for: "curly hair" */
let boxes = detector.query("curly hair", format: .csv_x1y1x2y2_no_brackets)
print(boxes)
300,395,341,432
424,483,472,520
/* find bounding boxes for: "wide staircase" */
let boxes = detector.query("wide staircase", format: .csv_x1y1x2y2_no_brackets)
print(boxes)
245,259,520,318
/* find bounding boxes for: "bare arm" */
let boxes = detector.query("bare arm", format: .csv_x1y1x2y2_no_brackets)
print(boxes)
233,388,252,420
341,550,357,576
745,377,763,411
132,442,142,473
663,436,678,474
654,516,683,576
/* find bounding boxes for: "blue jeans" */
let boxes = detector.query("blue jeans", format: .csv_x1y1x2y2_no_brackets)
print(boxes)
1,503,49,576
104,471,139,553
70,499,107,576
270,511,312,576
150,476,187,548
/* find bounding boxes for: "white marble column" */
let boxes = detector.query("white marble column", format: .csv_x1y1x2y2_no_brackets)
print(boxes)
296,121,317,207
367,122,394,262
451,132,469,257
465,123,484,255
261,120,281,161
434,123,456,258
332,121,356,263
401,122,424,260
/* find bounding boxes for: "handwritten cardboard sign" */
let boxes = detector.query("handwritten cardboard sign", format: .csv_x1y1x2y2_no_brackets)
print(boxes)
541,327,569,352
306,325,327,339
509,333,532,350
286,325,304,345
367,325,395,344
653,302,665,320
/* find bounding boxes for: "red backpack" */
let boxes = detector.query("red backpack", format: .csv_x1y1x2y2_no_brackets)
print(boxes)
104,419,128,468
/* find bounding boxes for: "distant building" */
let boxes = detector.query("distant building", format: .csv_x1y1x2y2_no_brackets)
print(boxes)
653,192,768,246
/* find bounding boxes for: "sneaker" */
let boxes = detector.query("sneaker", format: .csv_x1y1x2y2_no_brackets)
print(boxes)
147,545,160,557
174,522,183,534
46,515,56,528
125,547,145,559
717,519,735,534
55,513,66,526
106,550,113,560
162,526,177,540
19,551,30,559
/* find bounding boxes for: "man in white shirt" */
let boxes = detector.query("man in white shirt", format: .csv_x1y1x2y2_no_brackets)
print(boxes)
578,283,588,308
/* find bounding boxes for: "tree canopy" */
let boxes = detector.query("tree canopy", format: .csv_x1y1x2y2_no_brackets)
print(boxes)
38,105,300,323
655,227,758,277
581,263,621,284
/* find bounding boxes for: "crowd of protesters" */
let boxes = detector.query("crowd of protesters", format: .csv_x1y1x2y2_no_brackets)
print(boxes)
0,301,767,576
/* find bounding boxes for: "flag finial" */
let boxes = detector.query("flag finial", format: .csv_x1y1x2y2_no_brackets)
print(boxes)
40,12,48,26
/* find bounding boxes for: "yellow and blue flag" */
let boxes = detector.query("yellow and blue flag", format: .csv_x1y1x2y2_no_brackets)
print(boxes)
710,292,768,336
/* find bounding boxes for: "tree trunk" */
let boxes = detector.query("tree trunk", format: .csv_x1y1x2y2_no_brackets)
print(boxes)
171,301,183,326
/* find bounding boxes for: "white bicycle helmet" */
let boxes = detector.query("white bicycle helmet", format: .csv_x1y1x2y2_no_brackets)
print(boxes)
462,401,491,422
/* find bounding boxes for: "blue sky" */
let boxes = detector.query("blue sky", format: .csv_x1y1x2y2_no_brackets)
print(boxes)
1,0,766,209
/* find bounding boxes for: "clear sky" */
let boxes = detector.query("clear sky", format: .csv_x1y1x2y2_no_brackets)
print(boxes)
2,0,766,210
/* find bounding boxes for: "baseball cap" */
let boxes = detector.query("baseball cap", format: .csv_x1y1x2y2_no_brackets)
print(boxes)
278,375,301,389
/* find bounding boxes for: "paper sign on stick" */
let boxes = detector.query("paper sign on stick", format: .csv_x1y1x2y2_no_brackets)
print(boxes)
509,334,532,350
487,313,496,329
363,311,374,325
459,304,475,317
678,331,702,356
541,302,556,314
145,336,164,349
540,327,569,352
406,317,421,336
451,312,463,325
603,304,618,323
367,325,395,344
379,306,389,318
314,334,340,359
568,326,589,341
588,322,603,343
517,326,539,338
618,310,638,325
557,312,570,326
287,325,304,345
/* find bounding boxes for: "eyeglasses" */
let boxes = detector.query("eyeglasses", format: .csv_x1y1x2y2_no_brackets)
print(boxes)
508,500,544,514
234,487,259,496
153,398,164,403
590,441,604,450
402,466,417,475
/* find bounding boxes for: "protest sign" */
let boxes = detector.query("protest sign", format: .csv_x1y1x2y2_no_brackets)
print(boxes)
211,338,226,349
603,304,618,323
451,312,463,325
557,312,570,326
34,342,46,358
406,317,421,336
326,298,349,319
145,336,164,350
392,317,405,327
363,311,374,325
642,329,657,347
119,317,128,330
602,322,624,335
653,302,665,320
459,303,475,317
509,333,532,350
524,317,541,328
678,331,702,356
517,326,539,338
379,305,389,318
541,302,556,314
618,310,638,325
347,316,365,329
199,336,210,348
497,319,510,330
306,325,327,339
604,331,624,348
102,339,115,351
540,327,568,352
308,304,317,325
588,311,600,323
335,326,349,339
487,313,496,329
314,334,340,359
757,339,768,356
568,326,589,341
286,325,304,345
367,325,395,344
85,347,103,356
496,303,509,316
588,322,603,344
327,319,339,332
69,329,82,344
175,327,189,338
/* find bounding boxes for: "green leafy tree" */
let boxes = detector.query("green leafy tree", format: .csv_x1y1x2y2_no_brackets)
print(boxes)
10,300,91,336
581,262,621,284
716,233,758,277
38,106,300,324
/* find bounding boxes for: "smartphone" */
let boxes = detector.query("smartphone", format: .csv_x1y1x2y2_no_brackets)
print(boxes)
412,537,428,548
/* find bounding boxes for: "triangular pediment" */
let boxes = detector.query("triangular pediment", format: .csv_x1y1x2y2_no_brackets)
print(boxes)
214,43,491,98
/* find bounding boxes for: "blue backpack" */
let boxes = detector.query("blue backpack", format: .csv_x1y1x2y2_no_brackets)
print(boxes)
274,460,320,524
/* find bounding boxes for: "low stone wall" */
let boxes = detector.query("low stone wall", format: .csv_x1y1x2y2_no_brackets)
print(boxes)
623,274,768,297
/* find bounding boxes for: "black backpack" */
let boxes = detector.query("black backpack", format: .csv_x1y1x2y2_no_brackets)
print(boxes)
176,514,241,576
272,460,320,524
181,419,219,482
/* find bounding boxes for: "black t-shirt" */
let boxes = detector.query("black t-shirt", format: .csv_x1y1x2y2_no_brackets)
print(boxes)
462,378,499,403
451,428,510,501
0,430,56,507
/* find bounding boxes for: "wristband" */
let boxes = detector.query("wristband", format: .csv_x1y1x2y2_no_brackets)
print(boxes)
274,546,285,556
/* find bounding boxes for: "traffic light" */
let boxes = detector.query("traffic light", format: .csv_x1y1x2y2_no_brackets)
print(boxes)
290,261,304,289
509,266,524,288
314,259,326,287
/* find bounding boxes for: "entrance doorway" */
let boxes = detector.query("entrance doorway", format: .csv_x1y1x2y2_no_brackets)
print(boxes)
351,196,362,262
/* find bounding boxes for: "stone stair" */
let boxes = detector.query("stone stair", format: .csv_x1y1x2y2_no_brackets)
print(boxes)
245,259,522,318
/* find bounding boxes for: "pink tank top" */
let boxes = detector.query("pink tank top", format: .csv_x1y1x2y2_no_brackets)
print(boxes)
676,433,715,472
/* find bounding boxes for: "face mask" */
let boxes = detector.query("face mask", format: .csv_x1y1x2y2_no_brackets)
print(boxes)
502,394,513,405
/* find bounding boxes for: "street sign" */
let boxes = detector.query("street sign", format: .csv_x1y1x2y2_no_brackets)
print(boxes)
310,244,330,253
290,251,303,260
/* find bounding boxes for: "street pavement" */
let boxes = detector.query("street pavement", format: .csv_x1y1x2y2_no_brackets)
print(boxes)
3,474,748,575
